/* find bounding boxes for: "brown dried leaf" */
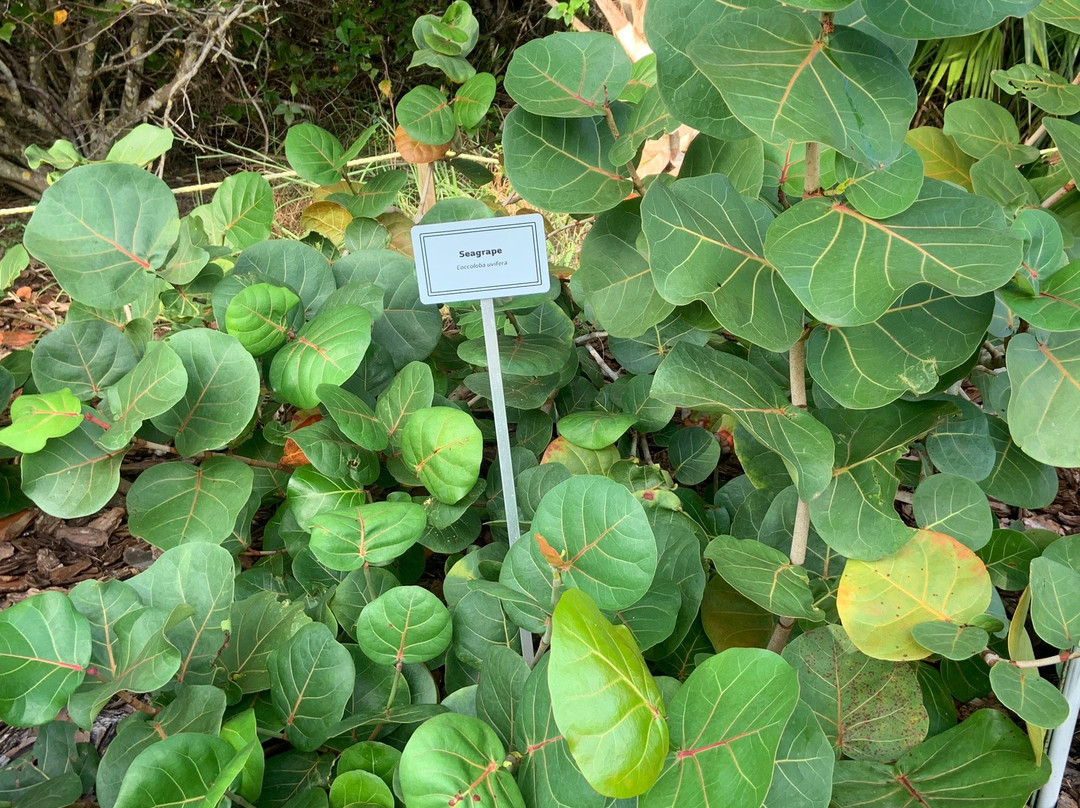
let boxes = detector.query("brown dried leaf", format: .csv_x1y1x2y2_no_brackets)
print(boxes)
395,125,451,164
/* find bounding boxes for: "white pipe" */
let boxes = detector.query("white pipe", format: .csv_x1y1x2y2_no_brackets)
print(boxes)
1034,652,1080,808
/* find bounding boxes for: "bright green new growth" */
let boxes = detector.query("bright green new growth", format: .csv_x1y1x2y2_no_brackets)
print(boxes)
2,0,1079,806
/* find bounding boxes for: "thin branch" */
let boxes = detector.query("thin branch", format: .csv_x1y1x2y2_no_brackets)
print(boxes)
115,689,160,716
585,342,620,382
603,88,646,195
575,331,608,345
1042,179,1075,209
1025,71,1080,147
983,649,1080,668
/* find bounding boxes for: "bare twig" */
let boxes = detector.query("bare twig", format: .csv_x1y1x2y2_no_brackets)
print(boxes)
1042,179,1075,209
585,342,620,382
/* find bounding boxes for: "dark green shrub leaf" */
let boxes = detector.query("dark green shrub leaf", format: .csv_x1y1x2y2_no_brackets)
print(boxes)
978,416,1058,509
399,712,525,808
454,72,497,129
230,239,336,316
0,592,90,727
763,701,834,808
989,661,1070,729
1006,331,1080,467
864,0,1040,38
505,32,631,117
20,421,125,517
270,306,372,409
318,384,389,451
549,587,668,798
1029,557,1080,648
217,592,310,694
329,769,393,808
356,585,452,665
269,622,354,751
397,86,455,145
942,98,1041,164
287,466,367,531
198,172,274,250
98,342,187,450
152,329,260,457
911,621,989,660
400,406,483,504
23,163,179,308
666,426,720,485
690,9,915,168
285,123,345,185
705,535,824,620
834,143,924,219
225,282,301,355
112,732,234,808
641,648,799,808
31,320,136,400
765,181,1022,326
310,501,426,570
556,411,635,450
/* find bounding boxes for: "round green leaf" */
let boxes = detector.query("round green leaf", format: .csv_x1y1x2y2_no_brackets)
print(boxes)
285,123,345,185
225,283,302,355
356,585,452,665
399,712,525,808
126,457,254,550
329,171,408,220
31,320,136,401
925,398,995,482
838,529,993,661
454,72,497,129
999,261,1080,333
270,306,372,409
576,199,674,338
666,426,721,485
287,466,367,531
530,476,656,611
20,421,125,518
309,501,426,570
990,661,1070,729
705,535,824,621
978,415,1058,509
1029,557,1080,648
152,329,260,457
835,143,924,219
451,589,520,668
23,163,179,308
942,99,1040,164
0,592,90,727
765,181,1023,327
549,588,668,798
1007,331,1080,467
317,384,389,451
268,622,354,751
690,9,915,168
906,126,975,190
763,701,834,808
106,123,174,166
503,105,633,214
912,473,994,551
397,86,455,145
457,334,569,376
783,625,929,761
641,648,799,808
557,411,636,450
910,621,990,660
643,0,749,140
505,32,631,117
0,389,84,454
641,174,802,352
98,342,188,451
329,769,393,808
200,172,274,250
230,239,336,317
113,733,235,808
864,0,1040,38
400,406,483,504
806,287,993,409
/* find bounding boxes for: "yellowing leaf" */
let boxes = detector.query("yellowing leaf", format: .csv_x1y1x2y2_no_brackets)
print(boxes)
53,9,68,25
300,201,351,246
837,529,992,661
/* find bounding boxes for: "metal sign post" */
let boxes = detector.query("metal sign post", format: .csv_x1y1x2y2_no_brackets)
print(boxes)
411,214,550,665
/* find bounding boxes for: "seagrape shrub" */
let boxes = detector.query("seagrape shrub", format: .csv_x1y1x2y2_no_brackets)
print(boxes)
3,1,1080,807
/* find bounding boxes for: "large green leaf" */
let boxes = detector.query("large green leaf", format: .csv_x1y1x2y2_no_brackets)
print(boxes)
905,126,975,191
31,320,136,400
515,656,606,808
783,625,928,761
216,592,310,694
556,412,636,451
23,163,179,308
268,622,355,751
20,421,125,518
126,457,254,549
399,712,525,808
112,732,235,808
270,306,372,409
505,32,631,117
838,529,993,661
67,604,185,729
999,261,1080,333
318,384,389,451
806,287,993,409
400,406,483,504
126,543,234,685
285,123,345,185
978,416,1059,509
835,143,924,219
309,501,426,570
765,181,1022,326
98,342,188,451
641,648,799,808
1006,331,1080,467
652,343,835,500
863,0,1041,38
989,661,1070,729
152,329,260,457
529,475,656,611
502,105,633,214
1029,557,1080,648
992,64,1080,115
229,239,336,317
454,73,497,129
199,172,274,250
458,334,569,376
355,585,452,665
912,473,994,551
287,466,367,531
942,99,1040,164
0,389,84,454
643,0,749,139
0,592,90,727
397,86,455,145
704,535,824,620
549,588,668,798
225,282,302,356
831,709,1049,808
641,174,803,351
1032,0,1080,32
690,9,915,168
